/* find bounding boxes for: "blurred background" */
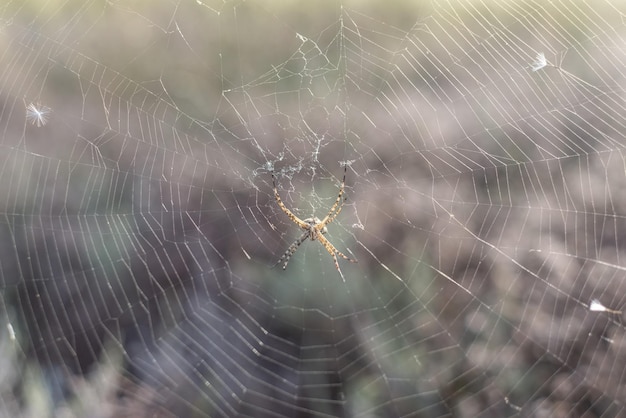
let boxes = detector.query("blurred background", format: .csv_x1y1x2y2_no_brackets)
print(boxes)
2,0,626,417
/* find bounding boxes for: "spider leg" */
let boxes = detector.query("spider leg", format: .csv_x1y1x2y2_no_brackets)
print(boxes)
317,234,358,271
272,171,309,229
274,231,309,270
320,196,346,228
319,164,348,226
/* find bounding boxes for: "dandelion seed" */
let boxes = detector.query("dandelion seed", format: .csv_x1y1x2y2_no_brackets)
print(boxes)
600,335,615,344
7,323,15,341
590,299,606,311
589,298,622,314
531,52,547,72
25,102,51,127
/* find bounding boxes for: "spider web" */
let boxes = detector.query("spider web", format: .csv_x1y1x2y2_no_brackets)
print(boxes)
1,0,626,416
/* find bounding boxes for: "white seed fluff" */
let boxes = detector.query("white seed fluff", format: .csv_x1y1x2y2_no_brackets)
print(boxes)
589,298,622,314
530,52,547,72
590,299,607,311
26,103,51,127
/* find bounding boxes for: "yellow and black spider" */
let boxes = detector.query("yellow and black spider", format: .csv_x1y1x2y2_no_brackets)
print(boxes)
271,166,357,272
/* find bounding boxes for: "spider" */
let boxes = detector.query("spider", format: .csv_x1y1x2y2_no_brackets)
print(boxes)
272,166,357,273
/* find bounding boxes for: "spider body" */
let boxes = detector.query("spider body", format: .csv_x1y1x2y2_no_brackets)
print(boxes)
303,217,326,240
272,166,357,272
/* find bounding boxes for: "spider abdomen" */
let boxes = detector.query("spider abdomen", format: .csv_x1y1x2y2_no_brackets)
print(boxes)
303,217,326,241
